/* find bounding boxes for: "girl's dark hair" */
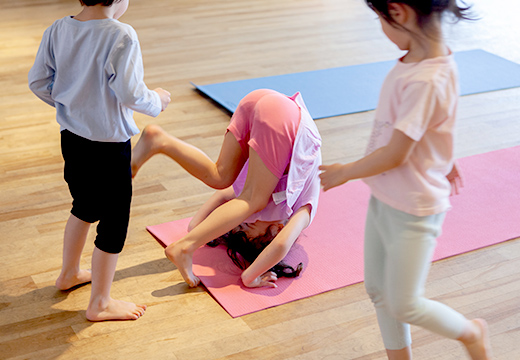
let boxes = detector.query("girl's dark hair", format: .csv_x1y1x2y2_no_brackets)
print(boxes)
207,225,303,279
366,0,474,29
79,0,121,6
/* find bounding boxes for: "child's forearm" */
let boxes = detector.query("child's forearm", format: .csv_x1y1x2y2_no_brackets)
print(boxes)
28,75,54,107
241,206,311,286
117,85,162,117
321,129,416,190
348,130,416,179
28,34,55,107
240,240,290,286
346,145,404,180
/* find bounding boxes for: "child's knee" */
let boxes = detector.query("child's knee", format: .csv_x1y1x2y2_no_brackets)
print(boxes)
387,298,422,324
365,282,383,306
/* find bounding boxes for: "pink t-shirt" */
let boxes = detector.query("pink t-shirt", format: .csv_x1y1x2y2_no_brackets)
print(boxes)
228,90,322,225
363,53,459,216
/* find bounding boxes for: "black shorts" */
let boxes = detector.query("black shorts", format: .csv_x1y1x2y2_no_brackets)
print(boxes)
61,130,132,254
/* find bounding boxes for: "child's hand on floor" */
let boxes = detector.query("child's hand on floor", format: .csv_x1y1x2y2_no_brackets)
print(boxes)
243,271,278,288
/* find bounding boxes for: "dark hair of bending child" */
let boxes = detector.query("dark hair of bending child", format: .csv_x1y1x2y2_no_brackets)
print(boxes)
207,224,303,279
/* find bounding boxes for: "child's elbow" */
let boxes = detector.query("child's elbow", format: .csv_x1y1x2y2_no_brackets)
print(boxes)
270,240,292,259
119,93,139,108
28,80,43,96
389,151,411,169
391,157,406,168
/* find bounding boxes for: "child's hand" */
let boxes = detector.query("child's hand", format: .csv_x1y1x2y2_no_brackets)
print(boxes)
154,88,171,111
319,163,350,191
446,160,464,195
242,271,278,288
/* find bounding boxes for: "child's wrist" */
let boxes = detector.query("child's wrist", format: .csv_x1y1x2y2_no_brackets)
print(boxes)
240,269,254,286
342,163,353,182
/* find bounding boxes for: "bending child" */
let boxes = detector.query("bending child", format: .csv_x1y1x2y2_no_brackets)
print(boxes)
132,89,321,288
319,1,492,359
29,0,171,321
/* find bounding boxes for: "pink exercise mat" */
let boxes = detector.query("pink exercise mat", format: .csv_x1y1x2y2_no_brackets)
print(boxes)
146,146,520,317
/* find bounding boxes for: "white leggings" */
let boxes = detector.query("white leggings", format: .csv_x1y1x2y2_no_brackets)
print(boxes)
364,196,468,350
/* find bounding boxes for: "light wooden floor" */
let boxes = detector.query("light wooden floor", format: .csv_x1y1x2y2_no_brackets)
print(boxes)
1,0,519,359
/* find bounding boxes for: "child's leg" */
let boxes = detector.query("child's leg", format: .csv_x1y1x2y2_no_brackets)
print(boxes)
364,197,412,352
55,214,92,290
86,247,146,321
386,347,412,360
458,319,493,360
165,147,280,287
83,138,145,321
383,209,467,335
58,131,95,290
379,200,491,359
131,125,246,188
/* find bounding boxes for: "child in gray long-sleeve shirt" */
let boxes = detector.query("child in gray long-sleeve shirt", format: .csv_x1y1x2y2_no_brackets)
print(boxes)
28,0,171,321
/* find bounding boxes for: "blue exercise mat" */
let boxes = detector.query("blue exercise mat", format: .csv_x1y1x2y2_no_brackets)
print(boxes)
192,49,520,119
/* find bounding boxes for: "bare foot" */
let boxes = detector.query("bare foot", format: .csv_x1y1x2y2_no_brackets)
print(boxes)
131,124,164,178
165,242,200,287
55,269,92,290
86,298,147,321
461,319,493,360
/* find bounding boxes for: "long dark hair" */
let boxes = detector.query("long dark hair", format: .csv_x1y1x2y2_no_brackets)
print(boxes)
207,225,303,278
367,0,474,30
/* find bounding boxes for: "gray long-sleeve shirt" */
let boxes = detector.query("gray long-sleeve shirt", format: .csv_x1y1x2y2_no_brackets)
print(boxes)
29,16,161,142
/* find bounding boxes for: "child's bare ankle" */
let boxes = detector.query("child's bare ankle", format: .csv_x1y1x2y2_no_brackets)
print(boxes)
55,269,91,290
459,319,492,360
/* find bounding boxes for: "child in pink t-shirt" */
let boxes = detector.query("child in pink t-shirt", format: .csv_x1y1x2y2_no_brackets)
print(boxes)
319,1,491,359
132,89,321,289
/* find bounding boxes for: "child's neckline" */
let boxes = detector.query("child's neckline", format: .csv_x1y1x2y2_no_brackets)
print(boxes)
68,15,115,23
70,15,114,22
399,48,452,65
